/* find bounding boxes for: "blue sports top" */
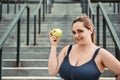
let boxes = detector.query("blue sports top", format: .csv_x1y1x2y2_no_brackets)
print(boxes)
59,45,101,80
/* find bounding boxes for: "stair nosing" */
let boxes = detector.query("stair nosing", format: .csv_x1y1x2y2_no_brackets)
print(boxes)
2,76,115,79
3,59,48,61
3,67,48,70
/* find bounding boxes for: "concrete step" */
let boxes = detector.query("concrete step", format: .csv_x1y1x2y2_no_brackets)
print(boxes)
1,76,116,80
2,76,62,80
2,44,116,53
2,53,49,59
54,0,80,3
2,46,63,52
2,67,49,76
3,59,48,67
2,0,79,3
1,13,84,25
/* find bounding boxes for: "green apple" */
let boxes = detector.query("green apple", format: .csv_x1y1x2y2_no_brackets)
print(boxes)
51,28,62,38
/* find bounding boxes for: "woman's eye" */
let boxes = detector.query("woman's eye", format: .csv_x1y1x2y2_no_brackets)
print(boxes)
72,31,76,34
78,30,83,33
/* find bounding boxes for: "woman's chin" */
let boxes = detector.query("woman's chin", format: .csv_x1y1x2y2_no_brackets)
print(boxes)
76,41,84,45
76,40,88,45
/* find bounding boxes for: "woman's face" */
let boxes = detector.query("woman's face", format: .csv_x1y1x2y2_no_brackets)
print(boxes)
72,22,92,45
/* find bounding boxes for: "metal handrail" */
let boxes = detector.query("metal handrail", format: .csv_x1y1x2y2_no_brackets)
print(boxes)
0,3,30,80
88,0,95,15
96,2,120,60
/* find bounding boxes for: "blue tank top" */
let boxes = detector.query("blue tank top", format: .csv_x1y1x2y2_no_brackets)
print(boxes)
59,45,101,80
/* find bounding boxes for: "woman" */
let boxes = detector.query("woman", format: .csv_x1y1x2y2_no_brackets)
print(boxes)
48,16,120,80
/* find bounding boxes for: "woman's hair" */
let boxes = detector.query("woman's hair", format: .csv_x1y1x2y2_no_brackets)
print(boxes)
72,16,95,43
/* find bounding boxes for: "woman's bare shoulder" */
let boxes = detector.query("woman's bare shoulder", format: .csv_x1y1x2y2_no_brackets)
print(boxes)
98,47,111,55
98,47,116,61
59,45,72,56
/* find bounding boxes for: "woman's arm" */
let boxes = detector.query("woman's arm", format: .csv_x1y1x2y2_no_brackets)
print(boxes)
48,44,68,76
100,48,120,79
48,32,68,76
48,44,58,76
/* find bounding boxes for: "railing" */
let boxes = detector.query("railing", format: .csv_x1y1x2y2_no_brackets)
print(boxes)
96,2,120,61
113,1,120,13
0,0,29,21
5,0,27,14
108,1,120,14
87,0,95,25
33,0,47,46
0,3,30,80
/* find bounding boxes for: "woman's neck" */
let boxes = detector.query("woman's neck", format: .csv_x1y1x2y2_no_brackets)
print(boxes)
76,42,95,51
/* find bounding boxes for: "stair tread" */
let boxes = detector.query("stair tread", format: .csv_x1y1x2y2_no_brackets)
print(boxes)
2,76,115,80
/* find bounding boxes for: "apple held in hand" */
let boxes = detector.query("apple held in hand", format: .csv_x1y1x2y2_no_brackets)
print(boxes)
51,28,62,38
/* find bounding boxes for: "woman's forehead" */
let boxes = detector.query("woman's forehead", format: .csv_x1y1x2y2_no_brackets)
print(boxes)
72,22,85,29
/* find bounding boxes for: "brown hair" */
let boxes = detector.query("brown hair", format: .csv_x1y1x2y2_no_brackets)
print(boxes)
72,16,95,43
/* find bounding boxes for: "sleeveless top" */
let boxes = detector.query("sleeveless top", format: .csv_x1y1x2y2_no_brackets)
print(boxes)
59,45,101,80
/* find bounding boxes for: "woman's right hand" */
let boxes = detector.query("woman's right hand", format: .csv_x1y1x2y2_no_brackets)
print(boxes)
49,31,60,46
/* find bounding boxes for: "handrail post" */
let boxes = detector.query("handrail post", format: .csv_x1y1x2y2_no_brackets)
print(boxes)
19,0,21,10
46,0,47,13
81,0,88,13
115,46,120,61
113,2,116,13
7,0,9,13
109,2,112,7
118,2,120,13
103,17,106,49
89,9,91,19
43,0,45,21
34,15,37,46
0,1,2,21
0,48,2,80
92,14,95,25
38,8,41,34
96,5,100,46
14,0,17,14
26,6,30,45
16,19,21,67
85,0,88,14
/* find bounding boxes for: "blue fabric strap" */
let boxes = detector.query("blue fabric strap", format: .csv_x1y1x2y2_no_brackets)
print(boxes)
92,48,101,60
66,45,72,56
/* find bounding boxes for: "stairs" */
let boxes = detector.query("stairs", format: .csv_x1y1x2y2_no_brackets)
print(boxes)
0,1,117,80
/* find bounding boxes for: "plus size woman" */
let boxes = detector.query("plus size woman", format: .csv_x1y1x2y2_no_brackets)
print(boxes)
48,16,120,80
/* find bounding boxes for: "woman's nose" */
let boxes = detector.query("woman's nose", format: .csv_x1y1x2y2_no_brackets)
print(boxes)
75,33,79,38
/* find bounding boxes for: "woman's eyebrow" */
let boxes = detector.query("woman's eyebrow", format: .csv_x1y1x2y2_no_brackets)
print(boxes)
77,29,83,31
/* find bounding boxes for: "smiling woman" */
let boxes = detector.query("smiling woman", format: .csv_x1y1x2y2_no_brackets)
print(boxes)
48,16,120,80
